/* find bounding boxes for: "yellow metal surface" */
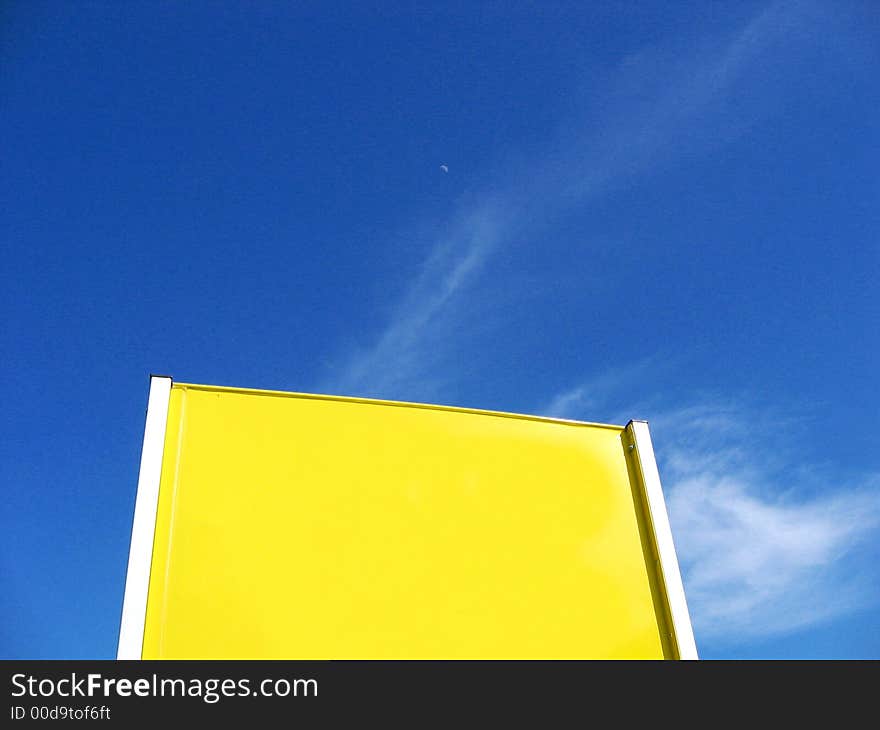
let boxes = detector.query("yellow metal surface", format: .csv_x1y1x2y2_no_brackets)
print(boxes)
142,383,676,658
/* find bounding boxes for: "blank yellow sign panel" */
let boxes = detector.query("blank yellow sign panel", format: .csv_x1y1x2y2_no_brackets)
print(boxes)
137,382,680,658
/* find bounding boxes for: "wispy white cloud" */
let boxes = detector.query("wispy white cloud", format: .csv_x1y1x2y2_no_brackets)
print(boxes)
541,359,664,423
540,385,880,646
668,465,880,641
543,385,594,422
321,1,840,402
656,402,880,642
320,199,510,400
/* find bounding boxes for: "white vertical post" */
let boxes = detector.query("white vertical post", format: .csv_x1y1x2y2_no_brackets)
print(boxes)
627,419,698,660
117,375,172,660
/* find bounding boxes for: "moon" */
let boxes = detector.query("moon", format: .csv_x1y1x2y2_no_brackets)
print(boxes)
440,164,449,173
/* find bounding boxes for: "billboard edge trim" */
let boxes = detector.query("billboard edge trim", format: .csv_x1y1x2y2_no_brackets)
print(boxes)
175,381,625,432
627,420,699,660
117,375,172,660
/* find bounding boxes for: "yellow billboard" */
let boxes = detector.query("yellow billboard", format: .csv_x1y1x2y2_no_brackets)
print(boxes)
118,377,696,659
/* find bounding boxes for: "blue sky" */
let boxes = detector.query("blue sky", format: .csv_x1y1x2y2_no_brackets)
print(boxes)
2,1,878,659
